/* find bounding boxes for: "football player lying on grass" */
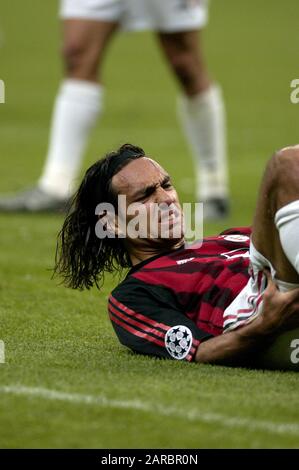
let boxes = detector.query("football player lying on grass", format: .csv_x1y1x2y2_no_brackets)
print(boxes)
54,144,299,369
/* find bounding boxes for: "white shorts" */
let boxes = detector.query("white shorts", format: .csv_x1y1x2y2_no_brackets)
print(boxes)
60,0,209,32
223,241,299,332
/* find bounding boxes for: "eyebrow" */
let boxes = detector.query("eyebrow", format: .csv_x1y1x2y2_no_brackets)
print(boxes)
131,175,171,200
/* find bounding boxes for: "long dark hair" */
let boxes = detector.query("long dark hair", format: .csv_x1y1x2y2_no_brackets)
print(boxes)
54,143,145,290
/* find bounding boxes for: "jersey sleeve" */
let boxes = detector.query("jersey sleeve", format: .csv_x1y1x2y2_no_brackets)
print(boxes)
108,277,213,362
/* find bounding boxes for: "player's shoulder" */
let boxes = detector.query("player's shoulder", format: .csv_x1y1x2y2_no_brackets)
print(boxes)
109,269,159,306
110,274,140,300
186,226,251,254
109,258,180,314
216,226,251,246
219,226,252,237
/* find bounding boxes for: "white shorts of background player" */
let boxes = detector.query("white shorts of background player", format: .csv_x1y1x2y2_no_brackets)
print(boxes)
60,0,209,33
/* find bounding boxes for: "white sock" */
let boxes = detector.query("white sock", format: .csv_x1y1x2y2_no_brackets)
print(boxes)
177,84,229,201
275,200,299,274
38,79,103,198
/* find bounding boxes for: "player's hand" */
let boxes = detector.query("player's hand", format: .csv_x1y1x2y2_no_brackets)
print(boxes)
258,270,299,335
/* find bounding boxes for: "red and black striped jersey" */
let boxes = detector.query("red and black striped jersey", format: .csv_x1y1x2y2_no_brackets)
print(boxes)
108,227,251,362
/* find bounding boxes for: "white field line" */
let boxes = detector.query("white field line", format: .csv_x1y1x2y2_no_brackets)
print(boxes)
1,384,299,437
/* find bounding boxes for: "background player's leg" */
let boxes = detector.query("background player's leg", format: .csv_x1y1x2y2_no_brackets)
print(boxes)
157,30,229,220
0,19,117,212
251,146,299,284
38,19,117,200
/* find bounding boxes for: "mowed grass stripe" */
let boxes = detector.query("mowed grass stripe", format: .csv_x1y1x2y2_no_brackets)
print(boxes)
1,384,299,437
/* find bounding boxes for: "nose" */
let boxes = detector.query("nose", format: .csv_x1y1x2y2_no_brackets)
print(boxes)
155,186,175,206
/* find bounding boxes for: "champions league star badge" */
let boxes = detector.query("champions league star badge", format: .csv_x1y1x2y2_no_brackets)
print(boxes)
165,325,193,360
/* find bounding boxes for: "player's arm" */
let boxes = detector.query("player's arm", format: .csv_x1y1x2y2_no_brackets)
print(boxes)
195,272,299,365
109,278,212,362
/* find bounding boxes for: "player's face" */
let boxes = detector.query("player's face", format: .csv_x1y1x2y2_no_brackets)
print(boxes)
112,157,185,248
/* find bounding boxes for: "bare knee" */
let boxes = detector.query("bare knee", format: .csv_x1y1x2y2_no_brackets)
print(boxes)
276,145,299,164
271,146,299,181
269,146,299,207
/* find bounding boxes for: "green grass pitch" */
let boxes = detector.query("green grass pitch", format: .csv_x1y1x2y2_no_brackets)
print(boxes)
1,0,299,448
